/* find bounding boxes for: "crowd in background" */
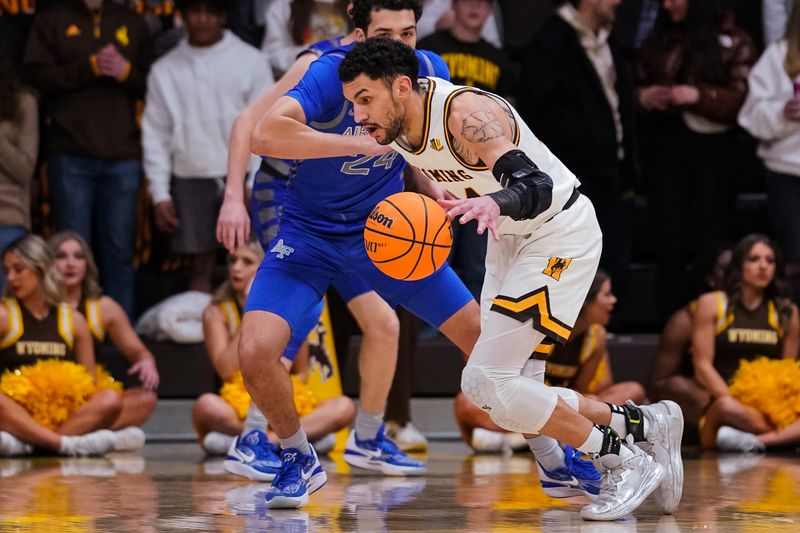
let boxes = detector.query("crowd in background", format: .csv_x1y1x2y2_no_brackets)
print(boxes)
1,0,800,457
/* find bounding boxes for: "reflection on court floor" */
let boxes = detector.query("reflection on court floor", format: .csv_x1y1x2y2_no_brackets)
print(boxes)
1,442,799,532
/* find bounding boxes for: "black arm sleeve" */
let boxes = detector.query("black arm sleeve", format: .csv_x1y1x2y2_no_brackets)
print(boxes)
487,149,553,221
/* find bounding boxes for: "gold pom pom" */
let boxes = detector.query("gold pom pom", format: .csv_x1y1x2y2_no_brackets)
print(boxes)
0,360,99,430
95,365,124,394
220,371,250,420
219,371,319,420
729,357,800,430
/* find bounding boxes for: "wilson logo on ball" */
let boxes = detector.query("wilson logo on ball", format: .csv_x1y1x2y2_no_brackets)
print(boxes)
364,192,453,281
368,208,395,229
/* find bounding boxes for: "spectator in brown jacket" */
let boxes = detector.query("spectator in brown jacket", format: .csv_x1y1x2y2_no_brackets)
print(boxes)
635,0,757,319
0,54,37,290
23,0,153,318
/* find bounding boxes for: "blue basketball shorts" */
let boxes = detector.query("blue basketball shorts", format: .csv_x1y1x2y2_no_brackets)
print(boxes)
250,164,374,360
245,221,473,347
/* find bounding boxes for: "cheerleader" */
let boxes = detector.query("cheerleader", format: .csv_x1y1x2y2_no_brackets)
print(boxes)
0,235,119,456
51,231,158,434
693,234,800,450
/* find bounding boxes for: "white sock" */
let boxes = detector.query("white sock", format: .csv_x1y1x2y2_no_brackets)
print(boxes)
242,404,268,436
280,427,311,455
59,436,77,456
528,435,565,471
577,426,605,456
355,409,384,441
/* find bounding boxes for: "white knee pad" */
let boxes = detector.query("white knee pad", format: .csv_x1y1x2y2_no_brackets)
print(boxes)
461,363,560,434
551,387,580,411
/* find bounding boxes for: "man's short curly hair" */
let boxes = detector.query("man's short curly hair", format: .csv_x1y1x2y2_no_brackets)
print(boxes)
339,38,419,89
350,0,423,32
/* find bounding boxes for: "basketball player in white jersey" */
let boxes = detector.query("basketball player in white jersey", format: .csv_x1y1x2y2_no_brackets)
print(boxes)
339,38,685,521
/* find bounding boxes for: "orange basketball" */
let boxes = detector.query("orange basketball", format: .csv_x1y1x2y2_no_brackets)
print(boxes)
364,192,453,281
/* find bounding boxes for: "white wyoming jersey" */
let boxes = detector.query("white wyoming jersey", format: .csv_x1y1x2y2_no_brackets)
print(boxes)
392,78,580,235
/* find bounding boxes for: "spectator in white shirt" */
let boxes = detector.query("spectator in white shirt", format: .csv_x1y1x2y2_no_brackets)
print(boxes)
739,0,800,305
142,0,273,292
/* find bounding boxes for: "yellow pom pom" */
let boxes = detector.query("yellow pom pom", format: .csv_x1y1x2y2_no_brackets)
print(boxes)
0,360,97,430
729,357,800,430
220,371,250,420
290,375,318,417
95,365,124,394
219,371,319,420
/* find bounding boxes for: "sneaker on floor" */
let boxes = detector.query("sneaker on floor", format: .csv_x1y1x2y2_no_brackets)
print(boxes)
537,445,600,499
312,433,336,455
203,432,236,456
471,428,506,453
264,445,327,509
633,400,684,514
61,430,117,457
344,426,426,476
0,431,32,457
581,445,664,521
224,429,282,481
113,426,146,451
386,422,429,453
716,426,766,453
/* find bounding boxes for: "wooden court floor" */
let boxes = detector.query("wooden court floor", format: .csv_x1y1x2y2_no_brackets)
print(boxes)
1,442,799,532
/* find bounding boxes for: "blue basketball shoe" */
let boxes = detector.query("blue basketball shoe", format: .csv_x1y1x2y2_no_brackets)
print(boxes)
344,425,426,476
224,429,282,481
265,445,327,509
537,445,601,499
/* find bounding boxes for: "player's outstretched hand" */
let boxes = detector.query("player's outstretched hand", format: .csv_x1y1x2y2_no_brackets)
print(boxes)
217,199,251,253
438,196,500,241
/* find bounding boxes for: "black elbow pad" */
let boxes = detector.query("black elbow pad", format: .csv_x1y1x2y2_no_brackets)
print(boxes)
487,149,553,221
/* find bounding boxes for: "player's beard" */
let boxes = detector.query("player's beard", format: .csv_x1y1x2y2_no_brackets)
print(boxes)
377,100,406,145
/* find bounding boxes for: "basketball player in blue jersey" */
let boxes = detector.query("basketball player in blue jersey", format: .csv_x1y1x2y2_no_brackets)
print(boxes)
229,0,480,509
216,8,408,482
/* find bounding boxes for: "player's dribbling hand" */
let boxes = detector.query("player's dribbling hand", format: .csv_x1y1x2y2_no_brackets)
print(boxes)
438,196,501,241
216,199,251,252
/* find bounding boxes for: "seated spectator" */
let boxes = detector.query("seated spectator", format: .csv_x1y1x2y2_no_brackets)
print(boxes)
0,235,121,457
739,2,800,307
693,234,800,451
636,0,757,319
0,54,37,279
50,231,159,431
454,270,645,452
143,0,273,293
648,245,732,436
193,239,354,464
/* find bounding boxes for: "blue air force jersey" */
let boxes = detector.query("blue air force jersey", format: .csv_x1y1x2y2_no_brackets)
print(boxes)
281,45,450,233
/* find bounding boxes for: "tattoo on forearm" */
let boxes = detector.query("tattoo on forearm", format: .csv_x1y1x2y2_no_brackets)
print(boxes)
461,110,505,144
